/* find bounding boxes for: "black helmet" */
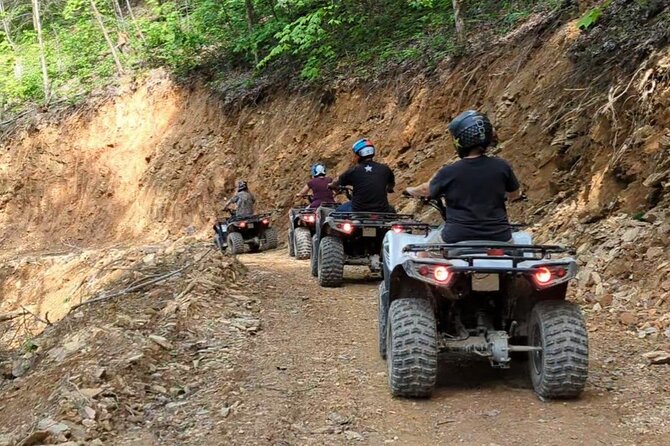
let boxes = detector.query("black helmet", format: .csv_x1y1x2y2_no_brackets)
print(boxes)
237,180,248,192
448,110,494,158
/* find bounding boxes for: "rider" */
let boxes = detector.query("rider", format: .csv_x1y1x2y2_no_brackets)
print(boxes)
295,163,336,208
406,110,521,243
217,181,256,245
224,180,256,217
329,139,395,213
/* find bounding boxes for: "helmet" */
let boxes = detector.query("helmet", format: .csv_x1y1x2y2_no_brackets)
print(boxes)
311,163,326,177
352,138,376,158
237,180,248,192
448,110,494,158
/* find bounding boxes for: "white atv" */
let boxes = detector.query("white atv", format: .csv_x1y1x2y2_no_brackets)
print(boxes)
379,197,588,400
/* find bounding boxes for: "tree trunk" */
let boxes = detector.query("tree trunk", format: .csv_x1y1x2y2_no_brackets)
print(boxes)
124,0,146,42
90,0,124,75
0,0,17,50
31,0,50,100
244,0,258,65
452,0,464,44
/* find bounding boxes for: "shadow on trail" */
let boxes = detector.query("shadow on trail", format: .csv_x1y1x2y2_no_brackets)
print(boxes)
436,355,532,391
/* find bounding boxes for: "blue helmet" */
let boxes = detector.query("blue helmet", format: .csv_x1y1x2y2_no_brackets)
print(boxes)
352,138,375,158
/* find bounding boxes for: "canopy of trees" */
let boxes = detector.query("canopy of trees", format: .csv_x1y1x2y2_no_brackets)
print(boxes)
0,0,561,113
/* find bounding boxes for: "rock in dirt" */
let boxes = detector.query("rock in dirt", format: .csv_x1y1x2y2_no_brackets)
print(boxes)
36,418,70,436
149,334,173,349
642,351,670,365
344,430,364,441
0,435,13,446
619,312,637,326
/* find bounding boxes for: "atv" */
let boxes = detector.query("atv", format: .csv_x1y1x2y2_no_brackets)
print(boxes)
287,195,338,260
214,210,279,255
379,197,588,400
311,188,428,287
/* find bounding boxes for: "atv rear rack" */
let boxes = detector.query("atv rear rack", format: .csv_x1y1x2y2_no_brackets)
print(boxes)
226,212,272,223
403,243,575,264
329,211,414,225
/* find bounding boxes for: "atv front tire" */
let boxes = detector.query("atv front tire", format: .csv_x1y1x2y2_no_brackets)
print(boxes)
310,235,319,277
318,236,344,287
528,301,588,400
294,228,312,260
227,232,245,255
263,228,279,250
387,298,437,398
288,229,295,257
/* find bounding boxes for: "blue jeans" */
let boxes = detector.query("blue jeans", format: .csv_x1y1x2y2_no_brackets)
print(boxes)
335,201,353,212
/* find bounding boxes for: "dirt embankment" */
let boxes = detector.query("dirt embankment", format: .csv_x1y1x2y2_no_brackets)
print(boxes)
0,3,669,444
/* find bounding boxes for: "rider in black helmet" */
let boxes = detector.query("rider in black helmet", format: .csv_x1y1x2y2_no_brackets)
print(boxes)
406,110,522,243
224,180,256,217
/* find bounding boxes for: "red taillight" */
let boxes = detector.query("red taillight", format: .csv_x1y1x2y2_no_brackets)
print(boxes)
262,218,270,225
534,267,552,284
418,265,431,276
488,248,505,256
392,225,404,234
338,222,354,234
434,266,450,282
302,215,316,223
238,221,247,228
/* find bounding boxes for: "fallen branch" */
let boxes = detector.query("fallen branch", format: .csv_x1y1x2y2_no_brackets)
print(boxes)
0,310,28,323
69,247,214,311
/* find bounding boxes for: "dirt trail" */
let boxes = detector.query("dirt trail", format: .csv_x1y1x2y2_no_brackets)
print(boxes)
222,250,667,446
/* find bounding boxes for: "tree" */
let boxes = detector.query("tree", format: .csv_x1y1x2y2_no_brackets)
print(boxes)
90,0,123,74
452,0,464,43
0,0,17,51
31,0,50,100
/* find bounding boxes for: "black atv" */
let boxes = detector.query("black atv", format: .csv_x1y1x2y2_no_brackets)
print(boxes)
311,188,426,287
214,210,278,255
287,195,338,260
379,197,588,400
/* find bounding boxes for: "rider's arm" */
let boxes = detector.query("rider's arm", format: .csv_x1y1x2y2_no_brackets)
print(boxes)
295,184,310,197
406,181,430,197
223,195,236,209
386,167,396,193
504,161,522,202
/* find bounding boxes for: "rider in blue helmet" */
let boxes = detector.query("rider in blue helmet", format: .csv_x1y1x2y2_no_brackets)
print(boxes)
405,110,522,243
329,139,395,213
295,163,336,208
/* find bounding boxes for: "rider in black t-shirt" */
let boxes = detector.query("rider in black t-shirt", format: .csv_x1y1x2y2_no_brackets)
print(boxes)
330,139,395,213
406,110,522,243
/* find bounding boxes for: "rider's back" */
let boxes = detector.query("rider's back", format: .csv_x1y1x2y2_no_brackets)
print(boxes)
430,156,518,243
234,190,256,217
308,176,334,207
339,160,394,212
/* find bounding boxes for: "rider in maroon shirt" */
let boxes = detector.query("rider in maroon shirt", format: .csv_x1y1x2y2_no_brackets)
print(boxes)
295,163,336,208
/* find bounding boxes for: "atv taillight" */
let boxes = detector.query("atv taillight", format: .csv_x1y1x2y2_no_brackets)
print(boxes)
238,221,247,228
391,225,404,234
414,263,453,286
302,214,316,224
488,248,505,256
434,266,450,282
337,222,354,234
528,264,573,289
534,267,552,284
262,218,270,225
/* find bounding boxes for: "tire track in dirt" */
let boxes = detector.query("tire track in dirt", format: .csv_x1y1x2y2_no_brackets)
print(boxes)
219,250,659,446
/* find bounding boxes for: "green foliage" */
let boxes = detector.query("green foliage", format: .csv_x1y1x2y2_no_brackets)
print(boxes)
577,0,613,31
0,0,563,114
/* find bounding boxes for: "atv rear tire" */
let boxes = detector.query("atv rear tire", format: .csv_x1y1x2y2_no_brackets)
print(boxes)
318,236,344,287
378,282,389,359
288,229,295,257
310,235,319,277
263,228,279,250
227,232,244,255
294,228,312,260
387,298,437,398
528,301,588,400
